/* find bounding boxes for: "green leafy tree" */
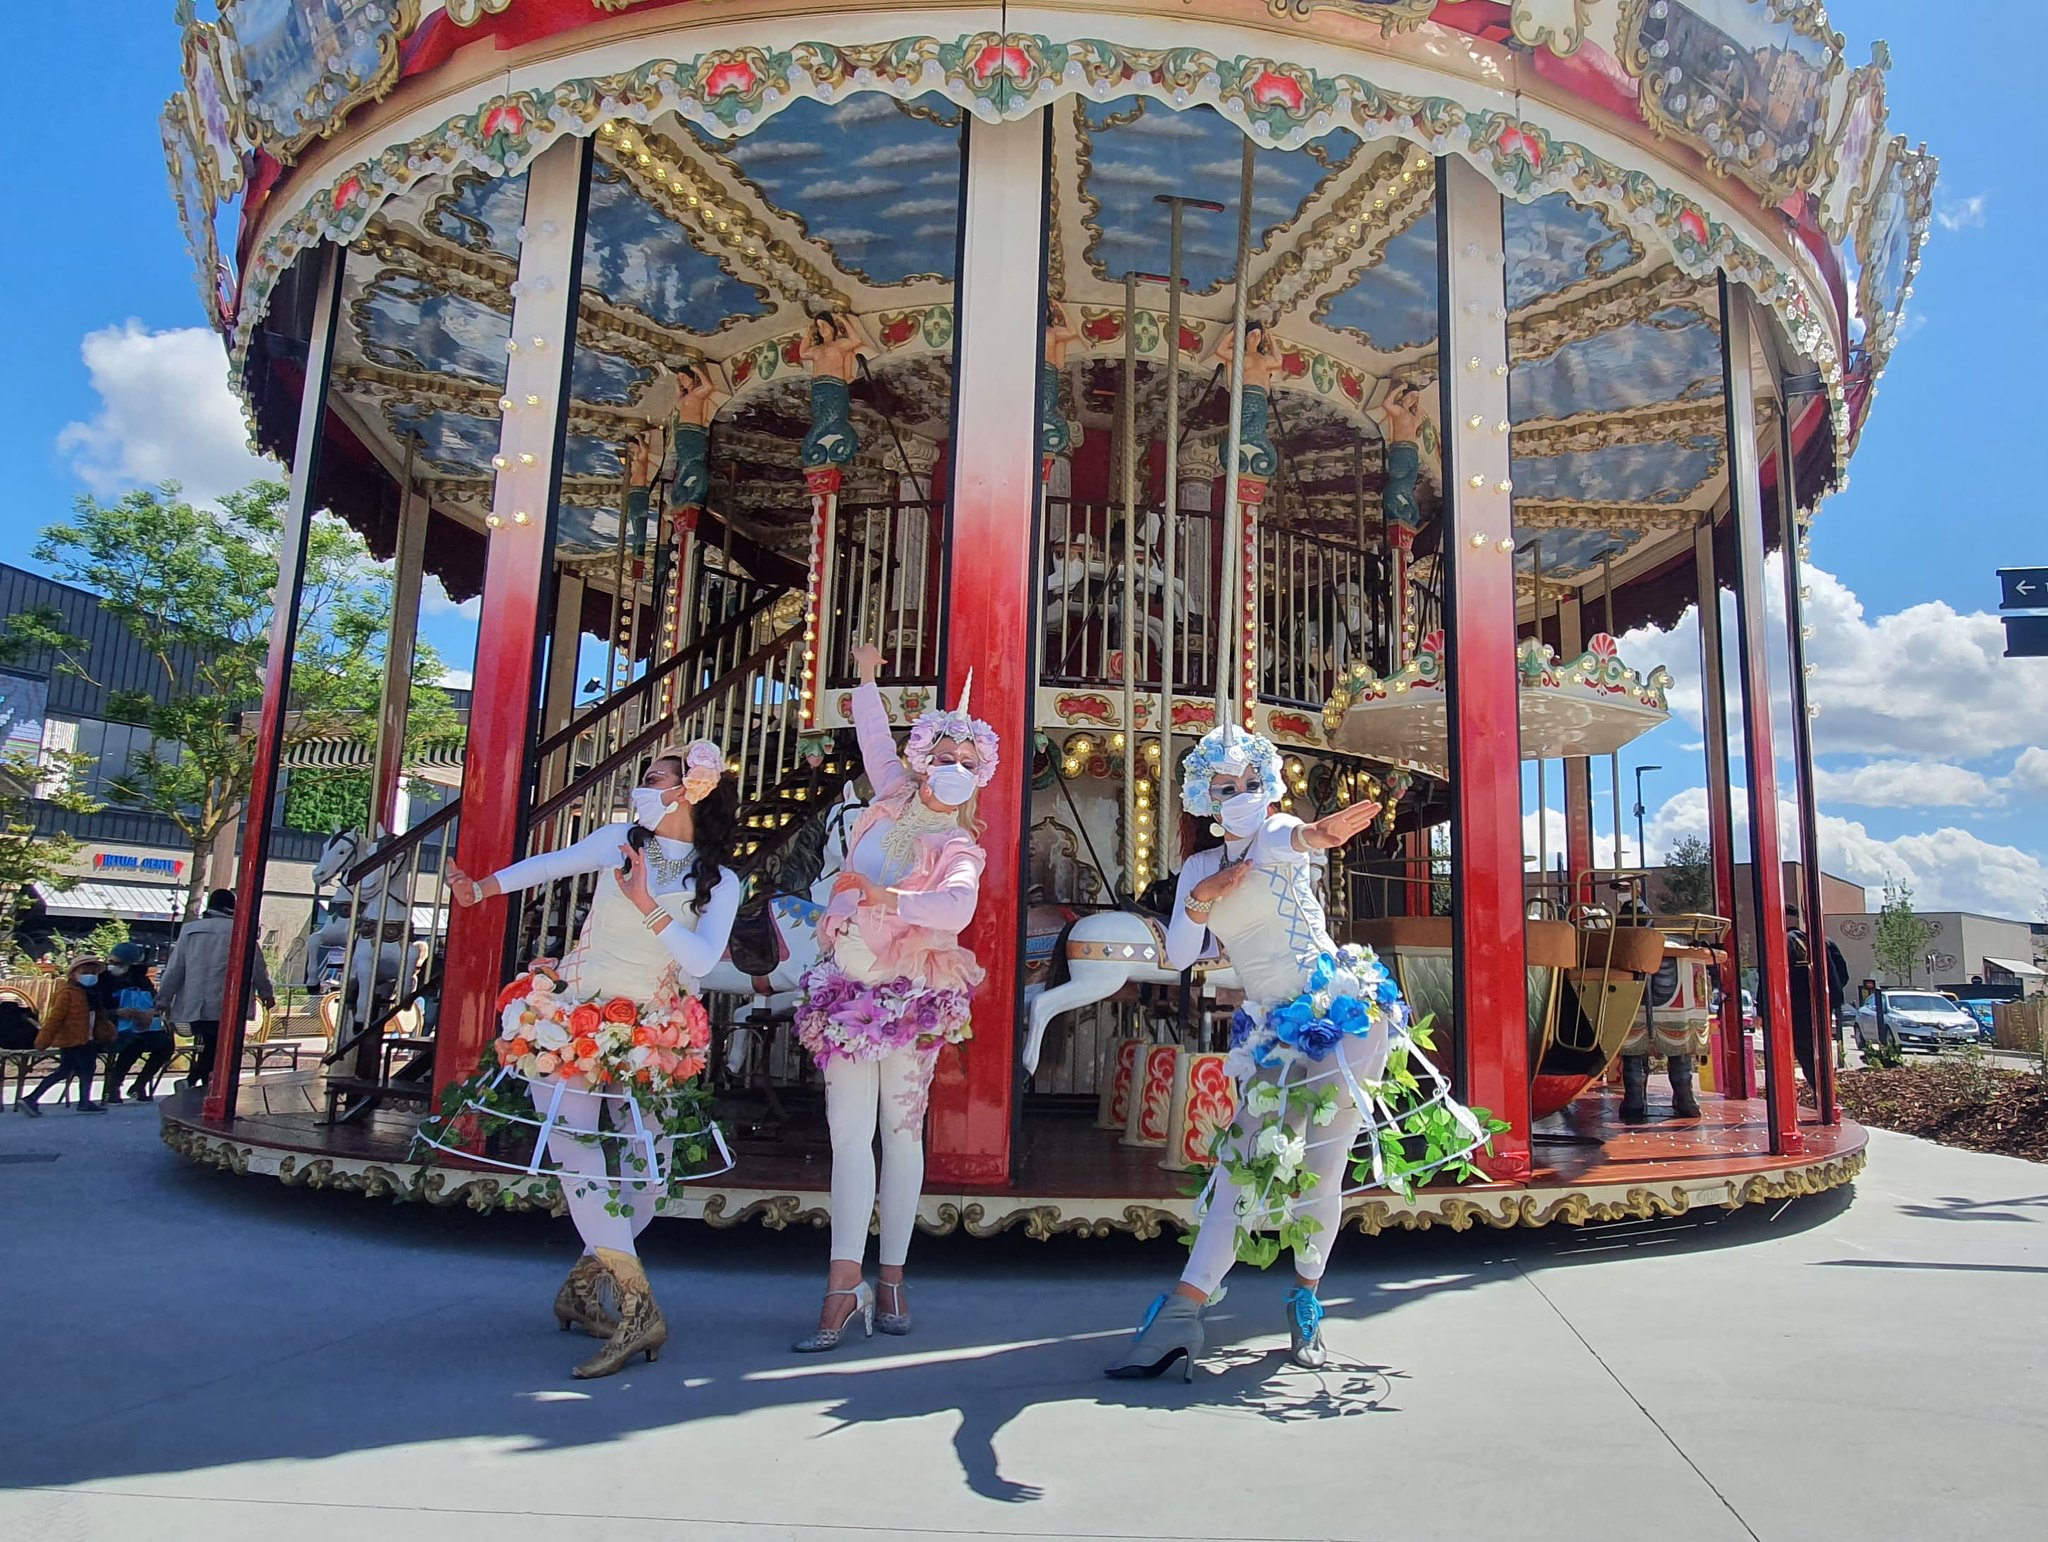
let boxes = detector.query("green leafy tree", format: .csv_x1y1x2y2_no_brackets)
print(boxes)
1659,834,1716,914
80,917,132,961
0,748,100,958
1873,875,1936,988
6,481,461,915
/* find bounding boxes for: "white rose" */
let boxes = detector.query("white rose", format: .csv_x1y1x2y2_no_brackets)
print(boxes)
1310,991,1333,1017
1254,1123,1289,1160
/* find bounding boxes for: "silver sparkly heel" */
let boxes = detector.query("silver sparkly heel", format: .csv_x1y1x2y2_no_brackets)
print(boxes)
792,1281,874,1353
876,1279,912,1336
1104,1292,1203,1382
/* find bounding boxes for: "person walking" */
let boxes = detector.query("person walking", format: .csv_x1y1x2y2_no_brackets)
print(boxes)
100,941,174,1102
161,890,275,1092
1786,905,1850,1095
20,958,111,1115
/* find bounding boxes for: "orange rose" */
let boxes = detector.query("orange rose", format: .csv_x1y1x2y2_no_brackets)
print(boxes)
571,1036,600,1062
507,1037,532,1060
495,978,533,1012
567,1004,602,1038
632,1026,653,1047
601,997,639,1025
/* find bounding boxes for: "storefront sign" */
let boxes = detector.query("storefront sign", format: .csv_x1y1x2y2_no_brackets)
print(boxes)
92,851,186,878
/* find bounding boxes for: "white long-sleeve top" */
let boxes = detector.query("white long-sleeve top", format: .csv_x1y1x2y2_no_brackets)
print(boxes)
1163,815,1327,1001
491,821,742,993
836,678,981,935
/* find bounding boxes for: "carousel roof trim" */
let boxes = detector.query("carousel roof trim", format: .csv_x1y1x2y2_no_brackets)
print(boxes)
173,6,1932,501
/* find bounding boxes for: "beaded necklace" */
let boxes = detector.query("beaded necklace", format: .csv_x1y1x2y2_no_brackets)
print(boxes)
877,797,959,880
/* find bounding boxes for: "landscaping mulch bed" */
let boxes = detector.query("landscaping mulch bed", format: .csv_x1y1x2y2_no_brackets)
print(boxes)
1838,1062,2048,1164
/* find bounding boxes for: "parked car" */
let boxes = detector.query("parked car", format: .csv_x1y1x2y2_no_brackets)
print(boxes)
1853,991,1981,1053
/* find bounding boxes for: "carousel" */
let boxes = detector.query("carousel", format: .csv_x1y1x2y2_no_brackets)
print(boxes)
156,1,1926,1236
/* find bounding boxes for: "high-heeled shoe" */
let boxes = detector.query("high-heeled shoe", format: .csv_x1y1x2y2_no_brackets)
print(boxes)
876,1278,912,1336
553,1253,619,1339
792,1281,874,1353
572,1249,666,1378
1104,1292,1203,1382
1285,1286,1328,1369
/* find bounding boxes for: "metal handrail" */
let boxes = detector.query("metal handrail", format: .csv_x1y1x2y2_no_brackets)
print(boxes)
342,799,459,888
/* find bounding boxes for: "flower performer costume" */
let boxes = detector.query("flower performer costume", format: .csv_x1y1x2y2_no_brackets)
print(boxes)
1106,724,1498,1379
790,661,995,1350
461,741,739,1377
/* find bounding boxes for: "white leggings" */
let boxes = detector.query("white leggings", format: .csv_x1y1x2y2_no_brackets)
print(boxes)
824,1047,938,1268
1180,1029,1386,1298
547,1085,669,1256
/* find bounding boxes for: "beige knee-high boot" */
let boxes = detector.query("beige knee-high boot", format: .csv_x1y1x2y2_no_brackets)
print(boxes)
572,1248,668,1378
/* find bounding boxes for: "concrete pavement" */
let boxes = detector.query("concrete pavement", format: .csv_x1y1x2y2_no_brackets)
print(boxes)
1,1104,2042,1541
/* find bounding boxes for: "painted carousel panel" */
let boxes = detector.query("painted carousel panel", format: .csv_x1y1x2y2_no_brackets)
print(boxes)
222,0,419,161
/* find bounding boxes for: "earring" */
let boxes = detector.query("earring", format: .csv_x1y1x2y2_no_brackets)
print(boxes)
1209,821,1224,838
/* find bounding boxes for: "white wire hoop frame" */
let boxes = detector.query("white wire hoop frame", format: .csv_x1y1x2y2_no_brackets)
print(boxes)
413,1064,736,1187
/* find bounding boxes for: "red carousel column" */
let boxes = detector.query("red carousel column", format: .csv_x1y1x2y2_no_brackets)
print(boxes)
208,246,344,1125
1438,158,1531,1179
1557,598,1596,903
1695,516,1747,1094
1777,401,1836,1124
437,137,593,1101
1721,279,1801,1155
926,110,1051,1186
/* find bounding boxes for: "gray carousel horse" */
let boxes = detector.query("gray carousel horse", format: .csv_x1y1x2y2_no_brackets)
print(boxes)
306,827,429,1022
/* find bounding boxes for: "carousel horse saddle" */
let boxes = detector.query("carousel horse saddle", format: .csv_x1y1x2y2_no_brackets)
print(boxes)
726,898,785,979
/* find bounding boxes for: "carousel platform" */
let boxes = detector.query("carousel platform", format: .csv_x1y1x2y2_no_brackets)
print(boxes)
158,1070,1865,1240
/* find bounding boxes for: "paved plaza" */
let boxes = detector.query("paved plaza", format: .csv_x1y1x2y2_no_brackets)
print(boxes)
2,1107,2042,1541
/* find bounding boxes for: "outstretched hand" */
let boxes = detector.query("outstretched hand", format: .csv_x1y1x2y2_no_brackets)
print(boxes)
1305,797,1382,851
852,640,885,684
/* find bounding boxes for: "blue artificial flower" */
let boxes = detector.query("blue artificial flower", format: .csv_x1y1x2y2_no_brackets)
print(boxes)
1306,954,1336,994
1230,1006,1258,1048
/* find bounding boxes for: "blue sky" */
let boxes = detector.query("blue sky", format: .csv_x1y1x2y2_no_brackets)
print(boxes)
2,3,2040,915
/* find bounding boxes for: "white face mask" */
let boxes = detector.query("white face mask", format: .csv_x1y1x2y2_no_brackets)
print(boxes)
630,785,671,831
1219,791,1268,838
926,763,979,808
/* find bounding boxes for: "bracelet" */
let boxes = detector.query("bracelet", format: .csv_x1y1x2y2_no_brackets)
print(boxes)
642,907,669,933
1184,897,1214,919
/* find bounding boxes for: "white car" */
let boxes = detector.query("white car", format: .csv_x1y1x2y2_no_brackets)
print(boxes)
1853,991,1981,1053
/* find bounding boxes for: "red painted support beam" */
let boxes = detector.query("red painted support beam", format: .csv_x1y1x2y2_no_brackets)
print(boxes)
1721,279,1802,1156
1439,159,1531,1179
925,112,1050,1186
208,247,343,1125
436,139,593,1102
1695,520,1749,1096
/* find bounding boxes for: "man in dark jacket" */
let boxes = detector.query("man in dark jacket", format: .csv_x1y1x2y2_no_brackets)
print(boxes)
162,889,274,1091
1786,906,1850,1094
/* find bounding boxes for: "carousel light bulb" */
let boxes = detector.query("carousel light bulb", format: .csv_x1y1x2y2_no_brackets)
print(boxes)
1496,537,1514,553
525,393,541,407
1466,356,1481,371
1467,415,1483,429
491,454,509,470
1496,480,1512,495
1496,420,1510,433
519,452,536,466
1494,364,1509,377
486,513,503,528
530,336,546,350
505,339,519,353
513,511,531,525
1469,475,1485,489
1470,533,1487,547
804,649,815,661
499,396,515,412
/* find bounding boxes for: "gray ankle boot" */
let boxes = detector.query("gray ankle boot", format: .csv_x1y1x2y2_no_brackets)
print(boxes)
1104,1293,1204,1382
1668,1054,1701,1118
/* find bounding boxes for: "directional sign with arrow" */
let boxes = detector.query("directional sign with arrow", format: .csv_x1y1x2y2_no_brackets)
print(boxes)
1997,567,2048,610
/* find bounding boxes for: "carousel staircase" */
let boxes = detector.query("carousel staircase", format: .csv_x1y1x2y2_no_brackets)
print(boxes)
319,565,851,1123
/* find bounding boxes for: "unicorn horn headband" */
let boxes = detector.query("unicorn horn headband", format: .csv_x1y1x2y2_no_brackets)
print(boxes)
957,669,973,717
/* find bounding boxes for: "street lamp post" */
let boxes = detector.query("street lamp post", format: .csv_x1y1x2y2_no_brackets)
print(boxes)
1632,764,1662,874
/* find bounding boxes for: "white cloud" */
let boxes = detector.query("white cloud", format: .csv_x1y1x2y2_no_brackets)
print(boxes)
2012,747,2048,800
56,322,276,504
1521,806,1621,869
1935,193,1988,232
1812,759,2003,810
1620,558,2048,762
437,669,474,691
422,576,481,621
1644,785,2048,918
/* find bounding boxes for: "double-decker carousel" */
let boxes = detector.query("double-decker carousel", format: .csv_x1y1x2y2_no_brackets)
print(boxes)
157,1,1926,1237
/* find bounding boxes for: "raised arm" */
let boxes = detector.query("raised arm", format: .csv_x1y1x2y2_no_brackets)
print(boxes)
848,642,911,800
650,867,746,980
474,824,631,901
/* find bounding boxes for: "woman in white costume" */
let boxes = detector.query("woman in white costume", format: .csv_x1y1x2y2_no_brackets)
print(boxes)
790,642,996,1352
449,741,741,1378
1105,724,1495,1379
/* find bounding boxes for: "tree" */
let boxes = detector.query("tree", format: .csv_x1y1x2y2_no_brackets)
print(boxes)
0,748,100,960
1659,834,1716,914
6,481,461,915
1873,875,1935,987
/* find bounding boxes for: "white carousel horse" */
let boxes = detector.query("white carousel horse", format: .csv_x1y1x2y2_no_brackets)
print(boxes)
307,826,428,1016
1021,906,1239,1077
696,779,867,1004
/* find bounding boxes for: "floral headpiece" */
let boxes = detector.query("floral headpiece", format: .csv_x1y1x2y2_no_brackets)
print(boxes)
904,671,1000,789
1180,723,1284,816
654,739,726,805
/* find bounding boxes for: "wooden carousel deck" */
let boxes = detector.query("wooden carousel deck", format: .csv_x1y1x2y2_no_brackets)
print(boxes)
158,1069,1865,1239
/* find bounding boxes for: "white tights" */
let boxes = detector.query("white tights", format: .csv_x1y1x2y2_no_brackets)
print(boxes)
546,1085,669,1256
824,1048,938,1268
1180,1030,1385,1298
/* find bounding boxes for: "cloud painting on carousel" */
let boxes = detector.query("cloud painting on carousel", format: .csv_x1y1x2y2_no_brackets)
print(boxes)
1078,99,1364,295
425,172,528,258
354,272,510,386
385,405,502,474
1511,436,1720,506
224,0,414,158
1504,194,1640,310
1510,309,1722,423
556,503,624,559
569,345,655,409
694,94,965,287
580,160,769,332
1515,526,1640,581
1313,209,1437,354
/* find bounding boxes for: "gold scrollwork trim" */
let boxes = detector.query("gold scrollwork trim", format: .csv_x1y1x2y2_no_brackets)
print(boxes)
221,0,423,165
